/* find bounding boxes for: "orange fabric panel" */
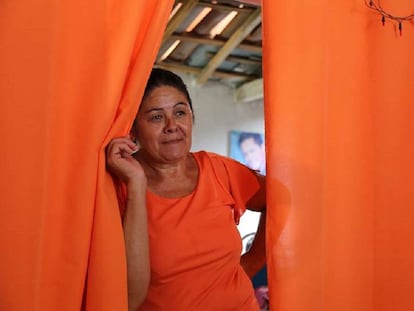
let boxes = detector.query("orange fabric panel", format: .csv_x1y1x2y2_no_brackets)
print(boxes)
263,0,414,310
0,1,173,310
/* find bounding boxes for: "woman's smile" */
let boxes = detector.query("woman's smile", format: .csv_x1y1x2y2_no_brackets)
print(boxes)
162,138,184,144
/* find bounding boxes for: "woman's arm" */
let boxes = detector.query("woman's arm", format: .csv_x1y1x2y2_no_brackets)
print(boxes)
240,174,266,278
106,137,150,310
123,180,150,311
240,211,266,278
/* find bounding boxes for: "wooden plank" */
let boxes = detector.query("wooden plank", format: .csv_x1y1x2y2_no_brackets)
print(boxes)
198,2,254,13
234,78,263,102
169,33,262,53
163,0,199,44
206,52,261,65
156,62,257,80
197,7,261,84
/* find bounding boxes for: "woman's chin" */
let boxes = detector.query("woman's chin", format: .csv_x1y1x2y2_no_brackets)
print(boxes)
159,149,189,162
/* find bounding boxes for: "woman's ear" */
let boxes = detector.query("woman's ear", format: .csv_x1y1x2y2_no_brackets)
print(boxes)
130,121,138,142
129,133,138,144
128,133,140,149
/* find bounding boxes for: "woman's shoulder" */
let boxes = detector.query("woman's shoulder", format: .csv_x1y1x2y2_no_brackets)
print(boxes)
191,151,229,179
191,150,218,158
191,151,254,182
192,150,241,165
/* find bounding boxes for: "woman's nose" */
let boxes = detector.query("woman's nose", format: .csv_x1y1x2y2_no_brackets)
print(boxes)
164,116,178,133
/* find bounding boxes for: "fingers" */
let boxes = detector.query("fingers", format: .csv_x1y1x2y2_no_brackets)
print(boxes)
105,137,138,173
234,207,243,225
106,137,139,158
105,137,145,183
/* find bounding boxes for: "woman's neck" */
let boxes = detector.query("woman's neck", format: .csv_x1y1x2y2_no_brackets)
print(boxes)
134,151,199,198
135,151,189,179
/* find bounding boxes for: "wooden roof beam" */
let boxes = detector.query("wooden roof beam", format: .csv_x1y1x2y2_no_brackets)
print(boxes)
162,0,199,44
198,2,255,13
235,78,263,102
206,52,261,65
156,62,258,81
169,32,262,53
197,7,261,85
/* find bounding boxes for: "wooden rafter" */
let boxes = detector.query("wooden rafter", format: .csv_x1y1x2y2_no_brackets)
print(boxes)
169,32,262,53
206,52,261,65
197,7,261,84
198,2,254,13
234,78,263,102
156,62,258,81
162,0,199,44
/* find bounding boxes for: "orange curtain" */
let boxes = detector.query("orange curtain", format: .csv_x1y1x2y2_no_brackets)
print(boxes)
0,1,173,310
263,0,414,310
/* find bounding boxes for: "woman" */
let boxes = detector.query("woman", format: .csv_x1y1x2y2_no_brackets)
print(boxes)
106,68,266,310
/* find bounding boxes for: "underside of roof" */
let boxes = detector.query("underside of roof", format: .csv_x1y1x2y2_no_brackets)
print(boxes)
155,0,262,90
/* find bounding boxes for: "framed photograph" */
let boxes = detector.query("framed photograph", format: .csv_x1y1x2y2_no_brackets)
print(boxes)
229,130,266,175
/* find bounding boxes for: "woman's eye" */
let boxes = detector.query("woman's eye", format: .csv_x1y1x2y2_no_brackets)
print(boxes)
175,110,186,117
150,114,163,121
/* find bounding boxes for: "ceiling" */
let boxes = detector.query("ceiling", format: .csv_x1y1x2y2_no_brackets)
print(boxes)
154,0,263,101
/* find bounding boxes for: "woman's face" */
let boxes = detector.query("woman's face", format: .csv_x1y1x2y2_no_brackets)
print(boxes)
133,85,193,163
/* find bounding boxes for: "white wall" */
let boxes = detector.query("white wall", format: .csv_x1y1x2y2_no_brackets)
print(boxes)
185,78,264,248
189,81,264,155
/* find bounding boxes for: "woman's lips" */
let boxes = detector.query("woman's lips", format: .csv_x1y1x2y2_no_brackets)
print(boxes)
162,138,183,144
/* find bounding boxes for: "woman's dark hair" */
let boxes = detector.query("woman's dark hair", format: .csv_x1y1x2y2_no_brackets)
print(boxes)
142,68,193,115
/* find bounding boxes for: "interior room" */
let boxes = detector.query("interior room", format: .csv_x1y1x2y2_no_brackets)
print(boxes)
1,0,414,310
